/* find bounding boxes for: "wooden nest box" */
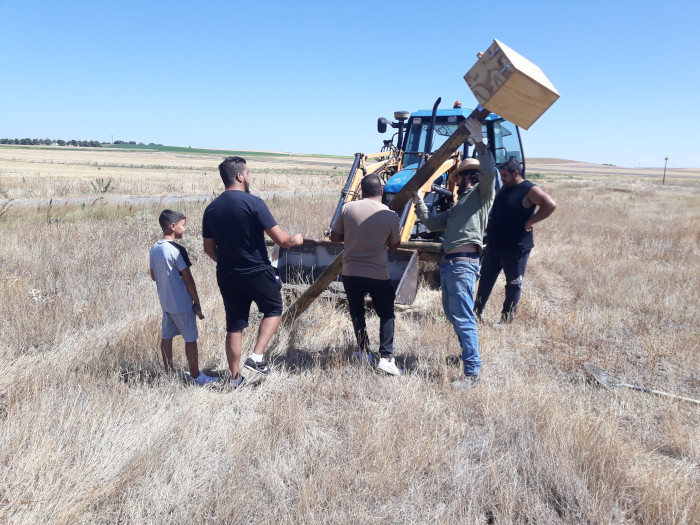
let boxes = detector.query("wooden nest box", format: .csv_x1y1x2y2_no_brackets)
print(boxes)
464,39,559,129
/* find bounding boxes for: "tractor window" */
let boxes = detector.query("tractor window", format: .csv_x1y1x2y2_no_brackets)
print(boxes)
432,122,459,151
491,120,522,164
404,119,460,166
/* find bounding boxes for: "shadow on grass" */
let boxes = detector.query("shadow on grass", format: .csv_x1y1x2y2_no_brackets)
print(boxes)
271,343,425,377
117,362,264,392
118,364,163,386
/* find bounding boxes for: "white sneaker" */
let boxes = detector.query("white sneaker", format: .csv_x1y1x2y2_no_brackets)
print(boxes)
377,357,402,376
193,372,218,386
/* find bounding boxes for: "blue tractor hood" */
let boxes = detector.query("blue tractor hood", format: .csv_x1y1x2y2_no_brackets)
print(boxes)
384,163,447,193
384,163,418,193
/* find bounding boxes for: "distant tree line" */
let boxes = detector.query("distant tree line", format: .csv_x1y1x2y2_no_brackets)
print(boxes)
0,138,165,147
0,138,104,147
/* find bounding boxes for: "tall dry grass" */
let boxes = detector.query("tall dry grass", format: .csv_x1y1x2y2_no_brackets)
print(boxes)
0,148,698,524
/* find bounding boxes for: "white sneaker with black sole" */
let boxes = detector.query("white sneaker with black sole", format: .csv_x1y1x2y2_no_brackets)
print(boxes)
377,357,403,376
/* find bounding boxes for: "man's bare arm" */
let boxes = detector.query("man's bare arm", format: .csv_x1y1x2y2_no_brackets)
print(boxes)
150,268,155,281
524,186,557,231
329,230,343,243
203,237,217,262
387,216,401,250
475,142,496,199
266,225,303,249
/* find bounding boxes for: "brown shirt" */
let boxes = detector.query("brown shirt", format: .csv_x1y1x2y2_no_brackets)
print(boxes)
332,198,401,280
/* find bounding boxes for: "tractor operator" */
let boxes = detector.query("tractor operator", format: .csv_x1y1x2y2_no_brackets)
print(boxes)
203,156,303,386
330,174,403,376
412,117,496,390
474,159,557,322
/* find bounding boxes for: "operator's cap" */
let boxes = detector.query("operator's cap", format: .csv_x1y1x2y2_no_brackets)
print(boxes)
449,158,481,183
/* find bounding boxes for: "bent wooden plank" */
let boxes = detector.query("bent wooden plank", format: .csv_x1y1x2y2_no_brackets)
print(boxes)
281,250,343,324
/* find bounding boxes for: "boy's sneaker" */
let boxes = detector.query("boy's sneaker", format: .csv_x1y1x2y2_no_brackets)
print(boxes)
244,356,271,376
193,372,218,386
377,357,403,376
451,375,480,390
173,370,191,381
230,375,245,388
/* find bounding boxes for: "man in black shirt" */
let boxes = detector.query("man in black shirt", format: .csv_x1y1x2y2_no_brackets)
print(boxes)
203,156,303,385
474,159,557,322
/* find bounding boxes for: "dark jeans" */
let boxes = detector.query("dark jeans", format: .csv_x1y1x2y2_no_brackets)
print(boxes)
342,275,395,358
474,246,531,321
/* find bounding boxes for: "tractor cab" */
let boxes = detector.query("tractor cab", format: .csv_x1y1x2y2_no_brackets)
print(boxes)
378,103,525,243
380,104,525,182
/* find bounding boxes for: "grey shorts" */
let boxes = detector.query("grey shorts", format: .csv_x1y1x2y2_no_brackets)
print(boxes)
162,310,198,342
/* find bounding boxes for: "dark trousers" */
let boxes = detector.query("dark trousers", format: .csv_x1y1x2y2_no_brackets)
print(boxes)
474,246,531,321
342,275,395,358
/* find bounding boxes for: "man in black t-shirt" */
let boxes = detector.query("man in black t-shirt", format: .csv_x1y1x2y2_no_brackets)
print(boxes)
203,156,303,385
474,159,557,322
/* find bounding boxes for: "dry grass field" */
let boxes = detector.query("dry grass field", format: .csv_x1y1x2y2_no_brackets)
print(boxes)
0,145,698,524
0,146,351,202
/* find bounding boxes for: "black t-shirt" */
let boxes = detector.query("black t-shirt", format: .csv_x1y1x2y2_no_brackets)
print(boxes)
202,191,277,275
486,180,536,251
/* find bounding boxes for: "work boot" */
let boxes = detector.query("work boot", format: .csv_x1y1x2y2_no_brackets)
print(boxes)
451,375,480,390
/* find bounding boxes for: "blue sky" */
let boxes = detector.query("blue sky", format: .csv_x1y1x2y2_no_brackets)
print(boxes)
1,0,698,168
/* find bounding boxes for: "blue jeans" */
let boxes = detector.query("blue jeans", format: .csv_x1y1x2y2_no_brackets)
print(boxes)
440,260,481,376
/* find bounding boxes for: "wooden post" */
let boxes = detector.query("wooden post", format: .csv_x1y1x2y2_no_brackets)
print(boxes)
663,157,668,185
281,251,344,323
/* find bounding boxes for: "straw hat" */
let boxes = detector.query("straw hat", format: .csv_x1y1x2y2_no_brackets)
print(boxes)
448,158,481,184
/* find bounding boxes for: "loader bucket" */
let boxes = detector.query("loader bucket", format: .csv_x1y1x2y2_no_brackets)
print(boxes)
271,240,420,305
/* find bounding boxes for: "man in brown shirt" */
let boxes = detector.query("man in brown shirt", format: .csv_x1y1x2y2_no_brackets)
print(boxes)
330,174,402,375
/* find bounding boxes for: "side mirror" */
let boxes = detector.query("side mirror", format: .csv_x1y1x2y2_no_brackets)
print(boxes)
377,117,388,134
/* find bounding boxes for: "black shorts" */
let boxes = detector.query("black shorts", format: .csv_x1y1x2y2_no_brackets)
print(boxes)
216,266,283,332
